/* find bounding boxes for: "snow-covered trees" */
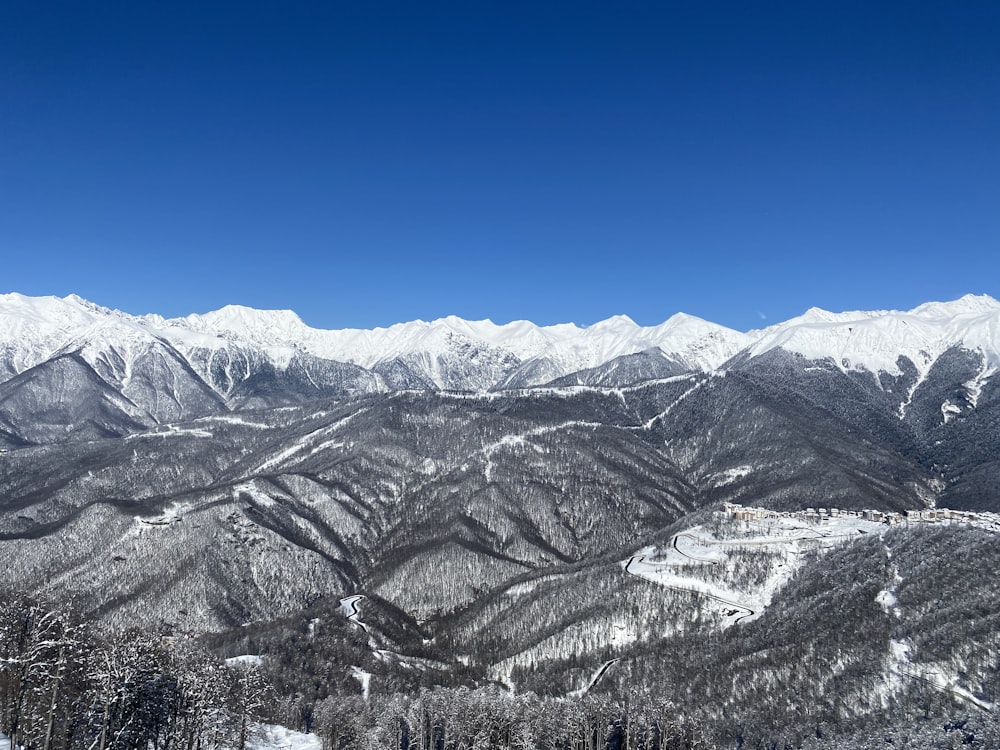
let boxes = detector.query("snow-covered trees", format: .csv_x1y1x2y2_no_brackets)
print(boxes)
307,687,710,750
0,593,82,750
0,592,273,750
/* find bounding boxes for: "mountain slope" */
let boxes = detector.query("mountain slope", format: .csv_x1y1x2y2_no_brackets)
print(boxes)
2,291,1000,746
744,293,1000,376
0,369,963,633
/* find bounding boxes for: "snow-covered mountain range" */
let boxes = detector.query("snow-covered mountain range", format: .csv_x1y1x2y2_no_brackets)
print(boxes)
2,292,998,396
3,291,1000,739
2,290,999,448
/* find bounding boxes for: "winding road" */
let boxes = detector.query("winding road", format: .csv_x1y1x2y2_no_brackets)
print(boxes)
643,524,869,622
671,533,721,563
339,594,369,633
637,525,995,711
625,552,757,625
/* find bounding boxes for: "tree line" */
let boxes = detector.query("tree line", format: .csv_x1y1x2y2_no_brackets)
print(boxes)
0,591,267,750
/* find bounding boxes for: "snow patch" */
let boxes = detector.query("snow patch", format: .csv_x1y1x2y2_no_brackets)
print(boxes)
708,465,753,485
941,399,962,424
235,482,276,507
350,666,372,700
965,357,996,409
246,724,321,750
225,654,264,667
199,415,270,429
876,589,901,619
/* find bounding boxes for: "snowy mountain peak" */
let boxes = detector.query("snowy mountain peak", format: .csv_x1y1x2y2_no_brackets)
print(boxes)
185,304,306,331
588,314,639,331
758,306,882,332
747,295,1000,375
799,306,849,323
907,293,1000,319
660,311,704,324
169,306,312,352
655,311,724,332
63,293,118,316
0,292,93,321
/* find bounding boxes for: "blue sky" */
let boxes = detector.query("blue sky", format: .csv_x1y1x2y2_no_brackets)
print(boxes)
2,2,998,331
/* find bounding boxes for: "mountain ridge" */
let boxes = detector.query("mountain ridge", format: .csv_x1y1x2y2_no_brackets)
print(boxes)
1,291,999,445
3,292,999,386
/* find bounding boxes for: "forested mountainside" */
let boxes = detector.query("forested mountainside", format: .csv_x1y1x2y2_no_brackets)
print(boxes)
6,516,1000,749
2,293,999,748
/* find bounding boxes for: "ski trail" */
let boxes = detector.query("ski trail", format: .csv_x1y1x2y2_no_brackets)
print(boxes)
254,408,368,474
480,420,603,479
569,658,620,697
630,376,704,430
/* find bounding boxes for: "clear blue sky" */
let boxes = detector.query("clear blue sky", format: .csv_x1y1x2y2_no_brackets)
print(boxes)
2,2,998,330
